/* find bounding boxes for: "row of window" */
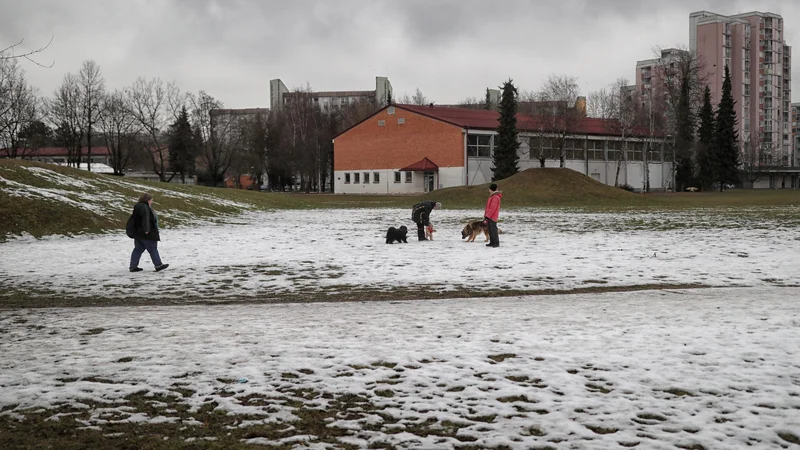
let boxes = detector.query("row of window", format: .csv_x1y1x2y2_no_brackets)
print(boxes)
469,134,671,162
344,171,413,184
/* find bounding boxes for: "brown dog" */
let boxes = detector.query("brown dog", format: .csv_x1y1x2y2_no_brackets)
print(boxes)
461,220,490,243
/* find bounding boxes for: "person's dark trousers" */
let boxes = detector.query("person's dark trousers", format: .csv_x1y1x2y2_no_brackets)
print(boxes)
417,223,427,241
487,219,500,247
130,238,163,269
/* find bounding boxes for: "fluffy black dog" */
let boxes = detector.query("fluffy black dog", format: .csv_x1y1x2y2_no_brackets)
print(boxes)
385,225,408,244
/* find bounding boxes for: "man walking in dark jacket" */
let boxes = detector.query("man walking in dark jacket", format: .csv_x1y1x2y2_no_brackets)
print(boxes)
129,193,169,272
411,200,441,241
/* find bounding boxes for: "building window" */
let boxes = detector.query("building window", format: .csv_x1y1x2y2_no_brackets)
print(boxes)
628,141,644,161
563,138,584,160
405,172,412,183
588,140,606,160
394,172,401,183
398,118,405,124
363,172,369,184
387,106,395,115
344,173,351,184
467,134,492,157
354,173,360,183
373,172,380,183
378,120,385,126
608,140,624,161
529,137,553,160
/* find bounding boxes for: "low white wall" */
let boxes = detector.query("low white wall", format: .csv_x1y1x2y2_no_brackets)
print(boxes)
334,167,464,194
467,156,673,191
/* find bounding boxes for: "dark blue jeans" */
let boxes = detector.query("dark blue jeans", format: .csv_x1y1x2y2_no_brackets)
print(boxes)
130,238,162,269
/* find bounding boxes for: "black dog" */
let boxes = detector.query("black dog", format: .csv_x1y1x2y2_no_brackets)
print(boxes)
385,225,408,244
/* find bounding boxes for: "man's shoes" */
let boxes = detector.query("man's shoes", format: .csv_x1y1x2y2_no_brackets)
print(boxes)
155,264,169,272
129,267,143,272
486,244,499,248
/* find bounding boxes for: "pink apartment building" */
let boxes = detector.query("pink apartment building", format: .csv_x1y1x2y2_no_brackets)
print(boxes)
691,11,793,166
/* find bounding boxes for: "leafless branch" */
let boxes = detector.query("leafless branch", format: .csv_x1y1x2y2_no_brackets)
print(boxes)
0,36,55,68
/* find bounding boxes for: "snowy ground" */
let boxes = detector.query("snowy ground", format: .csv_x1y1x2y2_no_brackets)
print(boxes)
1,208,799,302
1,287,799,448
1,208,799,447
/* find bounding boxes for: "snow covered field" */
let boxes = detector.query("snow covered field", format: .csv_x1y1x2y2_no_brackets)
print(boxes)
1,208,799,447
1,208,799,302
1,287,799,448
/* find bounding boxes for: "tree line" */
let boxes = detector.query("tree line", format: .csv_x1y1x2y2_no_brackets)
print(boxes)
488,48,743,192
1,55,385,191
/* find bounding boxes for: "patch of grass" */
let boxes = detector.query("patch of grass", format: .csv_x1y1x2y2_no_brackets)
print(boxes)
6,161,800,243
585,424,618,434
81,328,105,335
585,383,612,394
371,361,397,369
528,426,547,437
0,281,713,309
488,353,517,363
660,388,697,397
778,432,800,444
497,395,533,403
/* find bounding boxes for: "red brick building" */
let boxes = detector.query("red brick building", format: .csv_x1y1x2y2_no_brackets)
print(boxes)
333,104,675,194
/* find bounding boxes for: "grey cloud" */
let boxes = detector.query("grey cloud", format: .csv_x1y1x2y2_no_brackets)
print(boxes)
1,0,797,109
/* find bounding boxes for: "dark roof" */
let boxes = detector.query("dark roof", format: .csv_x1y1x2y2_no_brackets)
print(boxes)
333,104,655,140
398,104,650,137
397,104,501,129
400,157,439,172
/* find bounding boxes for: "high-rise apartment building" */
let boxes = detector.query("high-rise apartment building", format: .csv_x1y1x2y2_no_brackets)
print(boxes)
633,48,685,110
691,11,793,166
793,103,800,165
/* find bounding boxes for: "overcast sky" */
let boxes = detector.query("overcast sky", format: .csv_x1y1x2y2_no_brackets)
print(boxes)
2,0,798,109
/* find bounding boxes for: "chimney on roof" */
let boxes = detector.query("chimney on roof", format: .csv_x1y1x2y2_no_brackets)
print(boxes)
429,103,434,108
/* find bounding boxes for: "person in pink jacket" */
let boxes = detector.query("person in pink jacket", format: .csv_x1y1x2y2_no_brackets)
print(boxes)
483,183,503,247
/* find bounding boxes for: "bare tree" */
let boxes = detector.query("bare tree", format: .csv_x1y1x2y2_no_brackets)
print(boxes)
1,36,54,67
741,131,769,187
0,58,39,158
190,91,240,186
99,89,139,175
525,74,585,168
587,88,614,119
653,47,709,190
77,60,105,171
127,77,174,181
48,74,84,166
282,86,318,191
337,98,379,131
456,97,484,109
397,88,429,106
591,78,648,187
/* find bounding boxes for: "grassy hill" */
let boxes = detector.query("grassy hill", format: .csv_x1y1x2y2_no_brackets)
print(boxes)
423,168,645,208
3,160,800,240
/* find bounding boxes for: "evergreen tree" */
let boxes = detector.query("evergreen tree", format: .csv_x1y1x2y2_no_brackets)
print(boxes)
673,73,695,191
492,79,520,181
711,65,739,191
167,106,196,184
695,86,715,190
485,88,492,110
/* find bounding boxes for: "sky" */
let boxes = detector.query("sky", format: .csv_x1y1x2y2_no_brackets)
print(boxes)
1,0,799,109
